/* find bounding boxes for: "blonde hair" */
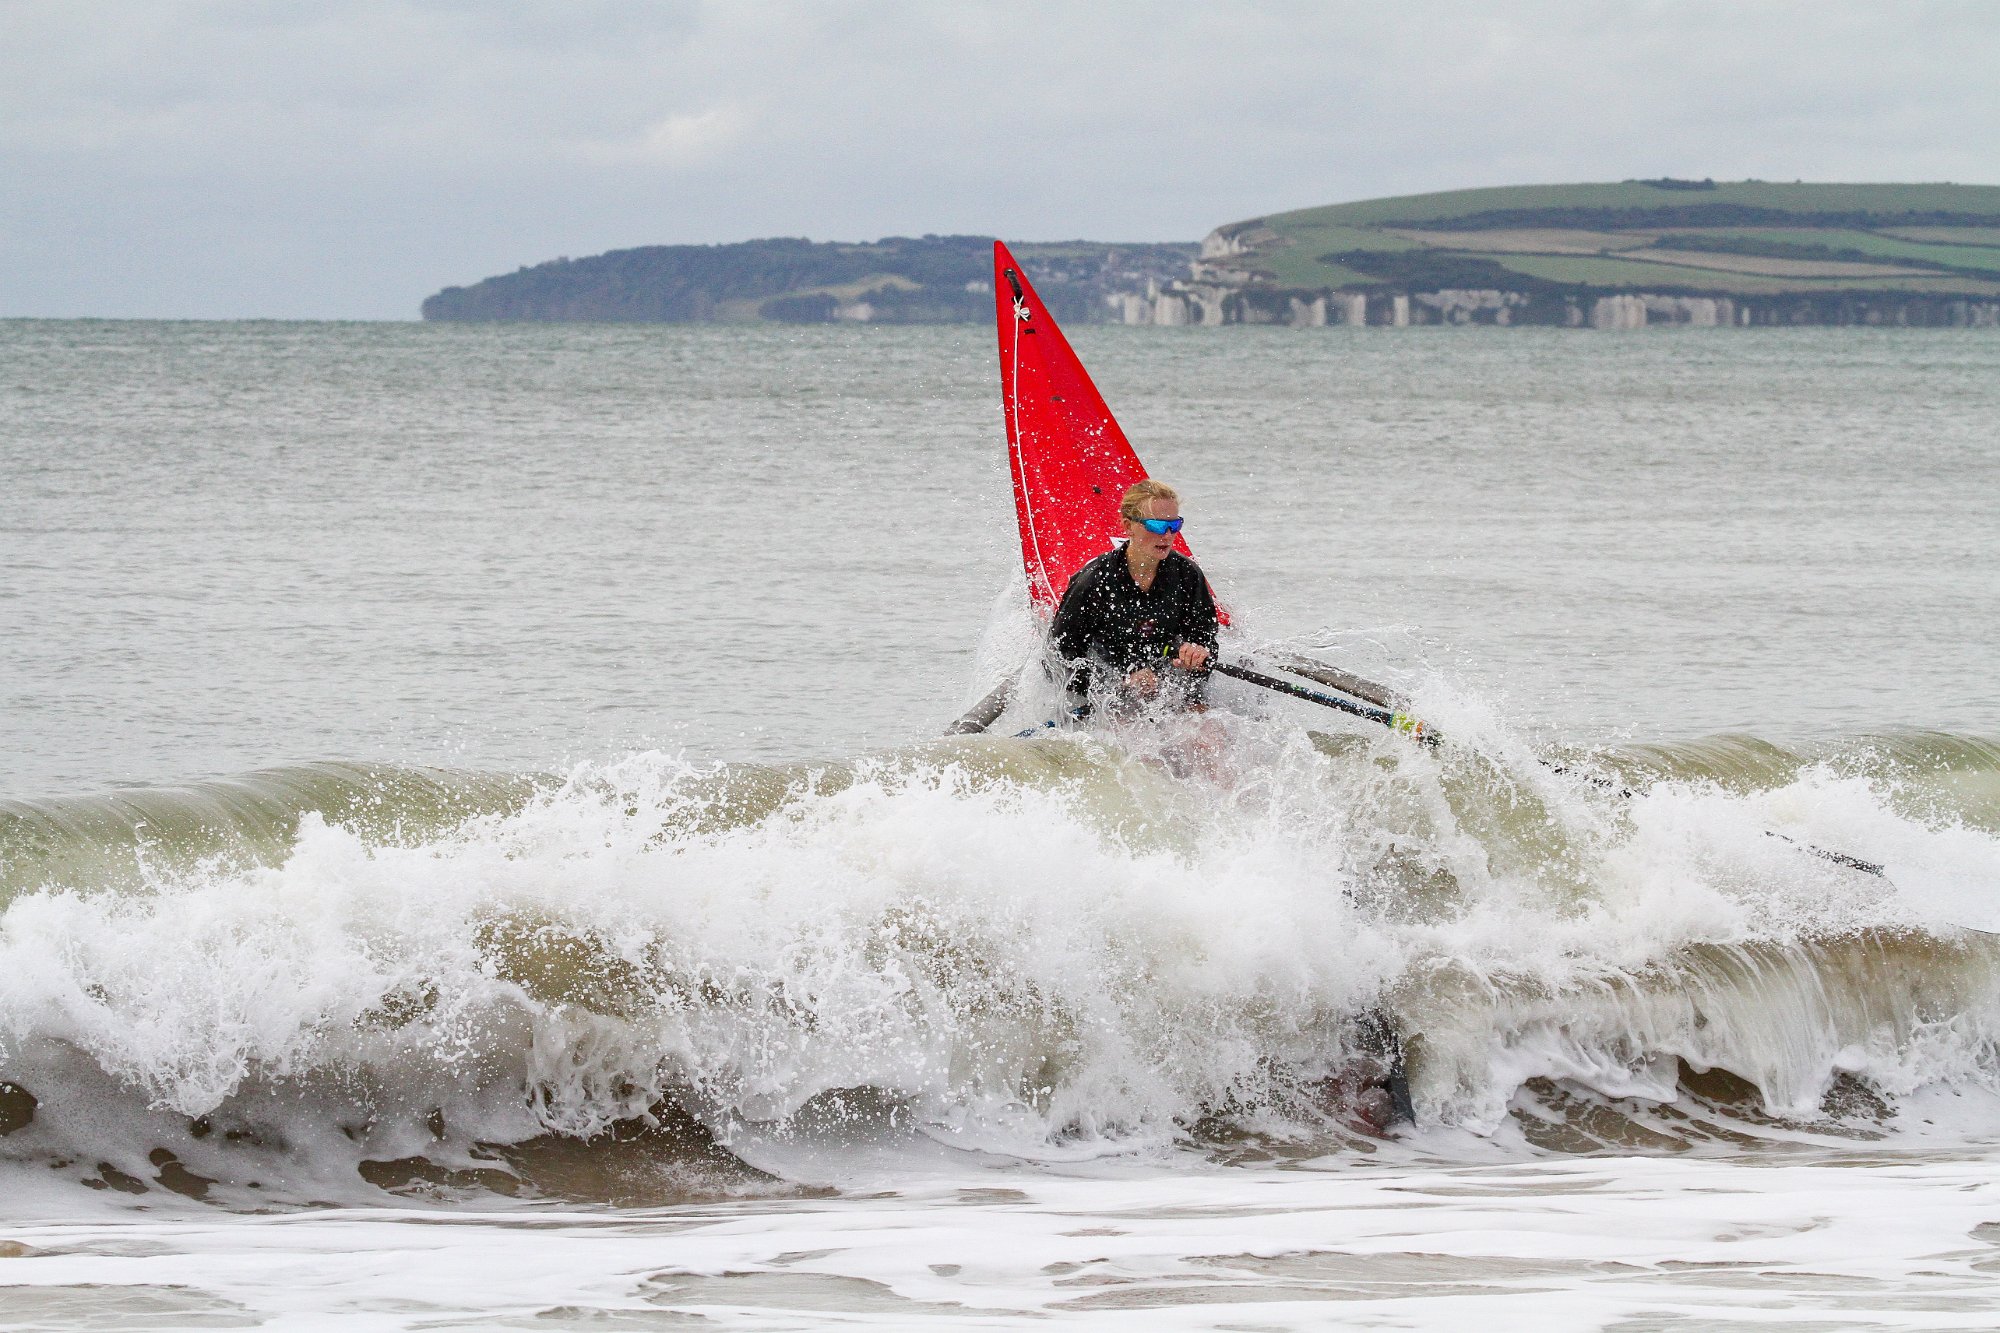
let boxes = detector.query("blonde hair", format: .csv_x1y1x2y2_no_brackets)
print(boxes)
1119,479,1179,522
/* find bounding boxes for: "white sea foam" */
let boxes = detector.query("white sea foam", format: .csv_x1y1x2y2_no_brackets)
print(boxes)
9,1143,2000,1328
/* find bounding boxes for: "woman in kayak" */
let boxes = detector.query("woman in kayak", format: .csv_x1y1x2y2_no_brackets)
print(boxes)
1049,480,1219,718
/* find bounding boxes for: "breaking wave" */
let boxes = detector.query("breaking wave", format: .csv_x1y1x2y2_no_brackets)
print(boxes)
2,711,1999,1207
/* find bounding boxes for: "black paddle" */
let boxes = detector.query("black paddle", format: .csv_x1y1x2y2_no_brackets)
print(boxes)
1210,661,1432,739
1219,653,1886,878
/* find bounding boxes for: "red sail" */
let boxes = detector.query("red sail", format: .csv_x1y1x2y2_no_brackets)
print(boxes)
992,240,1200,615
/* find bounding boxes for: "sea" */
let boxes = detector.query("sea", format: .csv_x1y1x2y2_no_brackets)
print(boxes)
2,318,1999,1329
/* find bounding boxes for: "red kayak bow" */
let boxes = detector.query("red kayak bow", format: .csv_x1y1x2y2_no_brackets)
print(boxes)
992,240,1202,615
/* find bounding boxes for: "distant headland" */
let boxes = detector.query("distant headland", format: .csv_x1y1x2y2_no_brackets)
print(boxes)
422,182,2000,328
421,237,1195,327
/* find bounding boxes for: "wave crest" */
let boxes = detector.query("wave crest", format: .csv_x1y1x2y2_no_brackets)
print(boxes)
2,725,1998,1203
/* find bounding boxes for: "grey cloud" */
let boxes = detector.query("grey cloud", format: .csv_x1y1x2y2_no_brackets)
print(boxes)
3,0,1996,317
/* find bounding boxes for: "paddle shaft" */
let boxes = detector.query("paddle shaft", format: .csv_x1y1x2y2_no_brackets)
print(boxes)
1209,661,1427,735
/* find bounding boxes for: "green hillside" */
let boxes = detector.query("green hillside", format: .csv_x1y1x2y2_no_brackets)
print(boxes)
1221,180,2000,299
422,236,1194,325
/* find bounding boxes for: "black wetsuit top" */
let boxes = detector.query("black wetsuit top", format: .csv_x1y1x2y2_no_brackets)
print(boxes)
1049,545,1219,714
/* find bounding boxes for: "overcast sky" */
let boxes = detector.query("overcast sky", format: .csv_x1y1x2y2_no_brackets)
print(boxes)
4,0,1997,319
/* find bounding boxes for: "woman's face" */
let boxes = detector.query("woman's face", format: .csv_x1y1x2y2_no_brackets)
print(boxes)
1122,496,1181,563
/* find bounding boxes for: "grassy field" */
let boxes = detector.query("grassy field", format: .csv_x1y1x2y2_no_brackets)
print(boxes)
1672,228,2000,271
1223,181,2000,298
1886,226,2000,247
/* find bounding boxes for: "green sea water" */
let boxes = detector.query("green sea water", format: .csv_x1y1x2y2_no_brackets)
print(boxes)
2,320,1995,798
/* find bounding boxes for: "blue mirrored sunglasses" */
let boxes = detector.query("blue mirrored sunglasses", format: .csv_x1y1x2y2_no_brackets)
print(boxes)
1135,516,1184,535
